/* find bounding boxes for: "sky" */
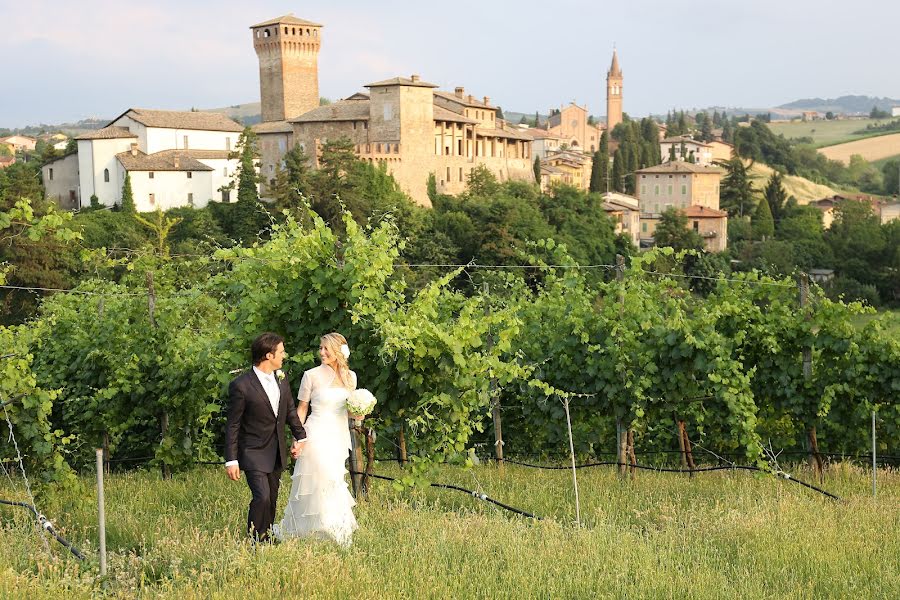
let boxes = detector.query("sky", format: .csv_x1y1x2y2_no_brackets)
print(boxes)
1,0,897,128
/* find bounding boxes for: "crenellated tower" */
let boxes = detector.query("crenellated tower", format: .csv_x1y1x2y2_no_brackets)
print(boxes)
606,49,623,133
251,15,322,122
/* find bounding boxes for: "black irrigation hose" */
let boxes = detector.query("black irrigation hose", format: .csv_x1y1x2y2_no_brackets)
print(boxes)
501,459,842,501
0,498,85,560
348,470,542,520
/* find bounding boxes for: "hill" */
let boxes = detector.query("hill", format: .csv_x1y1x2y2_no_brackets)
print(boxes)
778,95,900,114
769,118,898,147
747,161,837,204
198,102,262,125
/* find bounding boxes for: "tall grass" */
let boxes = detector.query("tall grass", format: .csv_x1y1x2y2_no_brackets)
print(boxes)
1,462,897,599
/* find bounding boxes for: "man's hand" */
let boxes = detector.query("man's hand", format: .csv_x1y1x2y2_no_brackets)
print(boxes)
290,440,306,459
226,464,241,481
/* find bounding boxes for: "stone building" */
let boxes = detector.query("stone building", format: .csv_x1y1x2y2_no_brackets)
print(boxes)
250,15,533,206
600,191,641,247
41,152,80,209
635,160,727,252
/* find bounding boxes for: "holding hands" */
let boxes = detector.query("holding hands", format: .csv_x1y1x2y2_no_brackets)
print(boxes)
290,439,305,459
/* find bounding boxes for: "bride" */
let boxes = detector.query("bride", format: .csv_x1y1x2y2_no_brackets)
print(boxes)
274,332,359,547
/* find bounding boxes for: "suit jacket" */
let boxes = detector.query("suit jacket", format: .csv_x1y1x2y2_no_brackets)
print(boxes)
225,370,306,472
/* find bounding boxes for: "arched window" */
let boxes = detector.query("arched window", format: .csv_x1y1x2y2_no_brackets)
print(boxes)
104,168,109,182
264,28,270,38
284,27,288,35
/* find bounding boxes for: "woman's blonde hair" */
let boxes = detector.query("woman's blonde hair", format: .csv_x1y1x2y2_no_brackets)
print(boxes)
321,332,353,389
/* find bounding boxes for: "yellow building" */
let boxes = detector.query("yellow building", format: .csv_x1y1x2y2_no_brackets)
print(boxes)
540,150,592,191
636,161,727,251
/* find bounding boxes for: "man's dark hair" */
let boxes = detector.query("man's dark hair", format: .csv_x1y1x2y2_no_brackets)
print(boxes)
251,332,284,365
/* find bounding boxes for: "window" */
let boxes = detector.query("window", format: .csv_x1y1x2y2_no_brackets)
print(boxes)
49,168,53,181
188,193,194,206
269,164,275,173
226,137,231,152
222,190,231,202
183,135,189,149
642,222,647,233
693,221,699,231
187,171,192,179
681,184,687,195
459,167,463,181
654,185,660,195
104,168,109,182
149,172,154,179
641,185,647,196
223,167,227,177
447,167,451,182
149,193,155,206
667,185,673,195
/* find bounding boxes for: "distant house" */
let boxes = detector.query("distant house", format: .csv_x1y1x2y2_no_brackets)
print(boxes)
801,111,819,122
892,107,900,118
640,205,728,253
659,136,713,166
42,152,80,210
601,191,641,247
54,107,246,212
541,149,592,191
0,155,15,169
707,139,734,163
0,135,37,152
525,128,564,160
809,269,834,284
880,201,900,224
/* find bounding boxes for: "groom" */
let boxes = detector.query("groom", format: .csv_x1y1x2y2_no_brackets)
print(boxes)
225,332,306,543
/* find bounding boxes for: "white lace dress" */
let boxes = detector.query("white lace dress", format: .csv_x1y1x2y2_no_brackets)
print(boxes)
275,365,358,547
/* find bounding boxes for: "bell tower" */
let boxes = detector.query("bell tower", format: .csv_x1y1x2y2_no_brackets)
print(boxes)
251,15,322,122
606,49,623,133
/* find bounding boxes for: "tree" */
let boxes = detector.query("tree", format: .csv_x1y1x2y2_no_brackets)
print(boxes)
882,159,900,196
270,144,311,211
825,111,835,120
495,106,504,120
533,156,542,184
134,209,183,257
870,106,890,119
718,158,755,217
762,171,790,224
519,115,528,125
226,126,266,242
653,207,704,251
120,172,136,214
589,131,610,193
611,148,625,192
534,111,540,127
465,164,501,198
721,119,733,143
752,195,774,241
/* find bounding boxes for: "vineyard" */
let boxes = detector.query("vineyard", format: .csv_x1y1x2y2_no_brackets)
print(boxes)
1,209,897,490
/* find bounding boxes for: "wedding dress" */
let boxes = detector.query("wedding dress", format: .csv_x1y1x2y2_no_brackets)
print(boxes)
274,365,358,547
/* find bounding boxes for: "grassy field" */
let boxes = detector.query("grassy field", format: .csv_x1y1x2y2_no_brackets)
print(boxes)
769,118,897,148
853,309,900,337
818,133,900,165
1,462,898,599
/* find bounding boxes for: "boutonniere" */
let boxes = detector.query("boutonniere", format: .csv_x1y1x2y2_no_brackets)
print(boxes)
275,369,285,382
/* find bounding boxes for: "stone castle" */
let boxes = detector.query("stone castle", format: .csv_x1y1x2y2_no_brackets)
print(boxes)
250,15,534,206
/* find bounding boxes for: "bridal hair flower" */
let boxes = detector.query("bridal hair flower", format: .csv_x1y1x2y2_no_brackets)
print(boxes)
340,344,351,359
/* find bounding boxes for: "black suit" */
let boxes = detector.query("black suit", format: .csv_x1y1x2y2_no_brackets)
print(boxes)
225,369,306,541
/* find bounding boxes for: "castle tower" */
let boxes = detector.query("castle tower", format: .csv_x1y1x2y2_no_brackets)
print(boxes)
251,15,322,122
606,49,623,133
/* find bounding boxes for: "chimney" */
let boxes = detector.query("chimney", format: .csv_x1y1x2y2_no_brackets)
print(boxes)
410,74,420,82
130,143,138,156
483,96,490,106
467,94,474,103
173,155,180,169
455,86,465,98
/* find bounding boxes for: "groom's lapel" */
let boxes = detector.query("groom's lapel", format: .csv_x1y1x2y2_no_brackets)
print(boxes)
246,371,273,413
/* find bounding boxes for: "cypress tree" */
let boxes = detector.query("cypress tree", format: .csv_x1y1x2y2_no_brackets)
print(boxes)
612,149,625,192
121,172,135,214
533,156,542,185
752,195,774,241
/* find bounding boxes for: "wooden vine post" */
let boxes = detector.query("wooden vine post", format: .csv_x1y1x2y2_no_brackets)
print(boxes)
799,272,824,482
397,421,407,467
484,282,504,469
349,420,364,498
98,297,110,475
147,271,170,480
615,254,632,478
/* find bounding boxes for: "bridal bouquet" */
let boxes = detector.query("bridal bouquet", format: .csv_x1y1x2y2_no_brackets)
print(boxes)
347,388,377,417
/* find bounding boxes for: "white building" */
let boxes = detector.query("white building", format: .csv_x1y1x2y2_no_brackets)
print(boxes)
63,108,244,211
660,136,714,166
892,106,900,118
